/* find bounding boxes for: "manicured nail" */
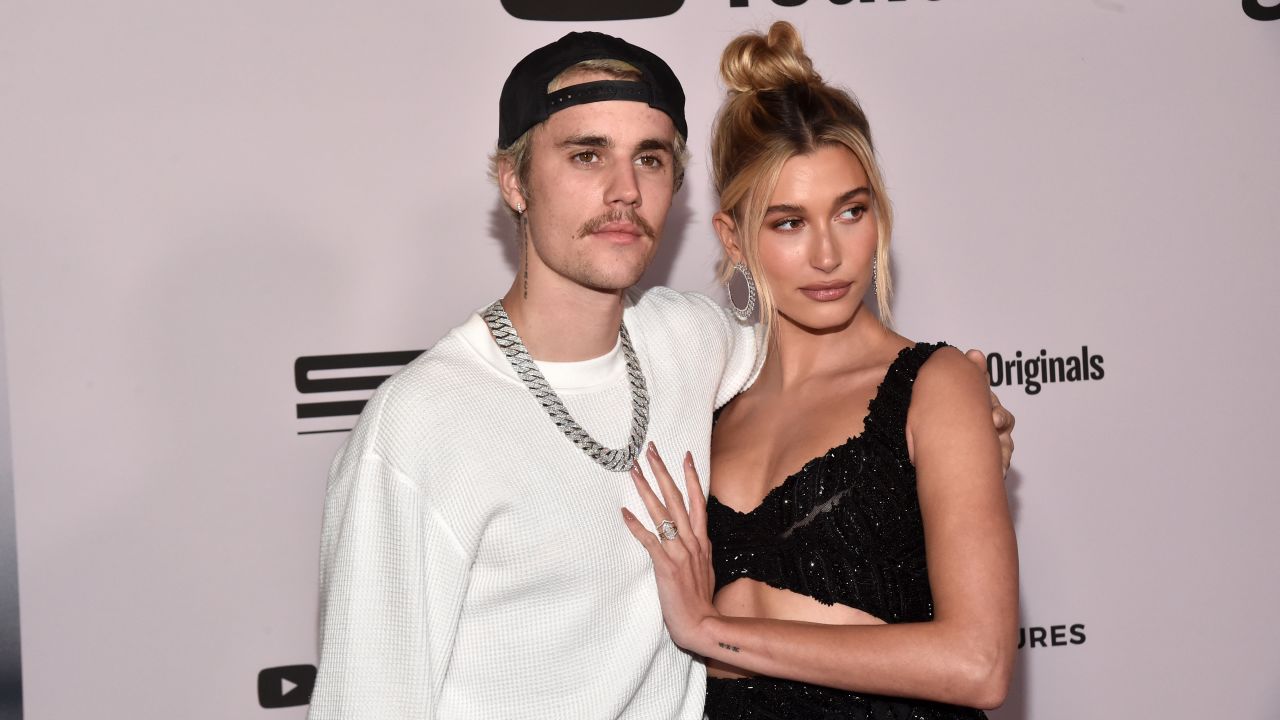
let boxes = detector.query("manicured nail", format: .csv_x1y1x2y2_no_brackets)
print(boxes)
648,441,658,456
684,451,693,467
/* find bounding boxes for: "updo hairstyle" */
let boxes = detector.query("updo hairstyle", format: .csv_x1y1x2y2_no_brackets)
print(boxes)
712,21,894,334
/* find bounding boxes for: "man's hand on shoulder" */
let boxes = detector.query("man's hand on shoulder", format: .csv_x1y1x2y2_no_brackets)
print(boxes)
964,349,1015,475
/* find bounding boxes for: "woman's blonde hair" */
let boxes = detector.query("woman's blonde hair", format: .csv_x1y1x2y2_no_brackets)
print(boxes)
712,21,894,344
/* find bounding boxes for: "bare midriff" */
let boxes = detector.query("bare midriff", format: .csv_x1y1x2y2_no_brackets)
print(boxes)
706,578,886,679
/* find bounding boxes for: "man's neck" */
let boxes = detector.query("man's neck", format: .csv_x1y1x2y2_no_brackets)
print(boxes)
499,280,626,362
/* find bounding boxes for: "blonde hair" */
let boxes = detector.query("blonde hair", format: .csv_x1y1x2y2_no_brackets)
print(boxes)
489,59,690,228
712,21,894,344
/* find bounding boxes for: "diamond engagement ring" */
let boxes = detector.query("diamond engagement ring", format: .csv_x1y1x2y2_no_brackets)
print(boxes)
657,519,678,542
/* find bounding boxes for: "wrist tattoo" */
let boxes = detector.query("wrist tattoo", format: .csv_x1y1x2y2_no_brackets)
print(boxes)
718,641,740,653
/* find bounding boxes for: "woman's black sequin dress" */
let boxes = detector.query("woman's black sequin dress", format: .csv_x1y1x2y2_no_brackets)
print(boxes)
705,342,986,720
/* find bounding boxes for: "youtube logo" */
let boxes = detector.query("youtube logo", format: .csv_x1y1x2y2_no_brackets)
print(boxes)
258,664,317,708
501,0,683,21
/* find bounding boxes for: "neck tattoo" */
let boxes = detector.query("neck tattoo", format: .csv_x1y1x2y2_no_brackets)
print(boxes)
522,233,529,299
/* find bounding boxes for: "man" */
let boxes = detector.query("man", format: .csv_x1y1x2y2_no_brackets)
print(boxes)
308,31,1012,719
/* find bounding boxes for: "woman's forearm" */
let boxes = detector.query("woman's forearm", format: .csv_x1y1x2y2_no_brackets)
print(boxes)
698,614,1015,710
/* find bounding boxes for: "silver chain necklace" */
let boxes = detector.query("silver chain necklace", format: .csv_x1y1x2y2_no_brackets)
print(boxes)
482,300,650,472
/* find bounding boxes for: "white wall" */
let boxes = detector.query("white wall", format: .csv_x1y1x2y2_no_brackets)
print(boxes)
2,1,1277,717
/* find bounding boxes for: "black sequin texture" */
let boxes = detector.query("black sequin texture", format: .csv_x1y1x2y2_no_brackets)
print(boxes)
706,677,984,720
706,342,985,720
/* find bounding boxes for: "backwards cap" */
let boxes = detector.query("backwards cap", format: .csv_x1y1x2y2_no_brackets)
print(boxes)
498,31,688,149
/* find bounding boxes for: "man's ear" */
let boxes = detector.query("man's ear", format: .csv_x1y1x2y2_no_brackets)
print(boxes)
497,156,527,213
713,211,745,264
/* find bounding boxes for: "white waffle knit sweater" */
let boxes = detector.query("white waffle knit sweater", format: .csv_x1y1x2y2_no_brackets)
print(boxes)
309,287,761,720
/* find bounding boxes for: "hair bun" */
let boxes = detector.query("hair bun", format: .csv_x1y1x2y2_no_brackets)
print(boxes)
720,21,821,94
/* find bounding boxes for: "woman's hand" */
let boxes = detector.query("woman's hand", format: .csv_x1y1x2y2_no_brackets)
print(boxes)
621,442,720,656
964,349,1016,474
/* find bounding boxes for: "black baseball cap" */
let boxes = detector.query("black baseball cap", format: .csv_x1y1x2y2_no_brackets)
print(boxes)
497,31,687,149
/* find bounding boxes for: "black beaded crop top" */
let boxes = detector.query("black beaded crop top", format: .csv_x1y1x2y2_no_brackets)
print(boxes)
707,342,947,624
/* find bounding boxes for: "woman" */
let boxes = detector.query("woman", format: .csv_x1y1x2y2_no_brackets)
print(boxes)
620,22,1018,719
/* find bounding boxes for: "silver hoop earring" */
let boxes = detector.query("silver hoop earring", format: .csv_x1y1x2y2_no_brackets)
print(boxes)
726,262,757,322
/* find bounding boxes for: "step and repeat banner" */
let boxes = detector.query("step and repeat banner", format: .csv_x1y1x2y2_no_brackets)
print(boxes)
2,1,1278,718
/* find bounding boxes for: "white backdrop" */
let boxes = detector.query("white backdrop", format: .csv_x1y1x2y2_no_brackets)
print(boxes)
2,1,1278,717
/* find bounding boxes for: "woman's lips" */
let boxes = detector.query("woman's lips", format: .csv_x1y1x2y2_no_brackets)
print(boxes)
799,282,853,302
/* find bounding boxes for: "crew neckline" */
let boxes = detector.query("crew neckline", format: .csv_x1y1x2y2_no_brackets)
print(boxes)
457,310,627,392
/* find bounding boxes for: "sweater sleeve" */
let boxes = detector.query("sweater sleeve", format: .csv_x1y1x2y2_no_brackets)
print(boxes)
679,292,764,409
308,451,471,720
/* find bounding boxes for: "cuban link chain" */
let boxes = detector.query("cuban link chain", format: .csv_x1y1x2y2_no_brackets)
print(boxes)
482,300,650,472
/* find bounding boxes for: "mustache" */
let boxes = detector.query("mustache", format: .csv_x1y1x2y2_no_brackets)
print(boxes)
575,209,657,239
